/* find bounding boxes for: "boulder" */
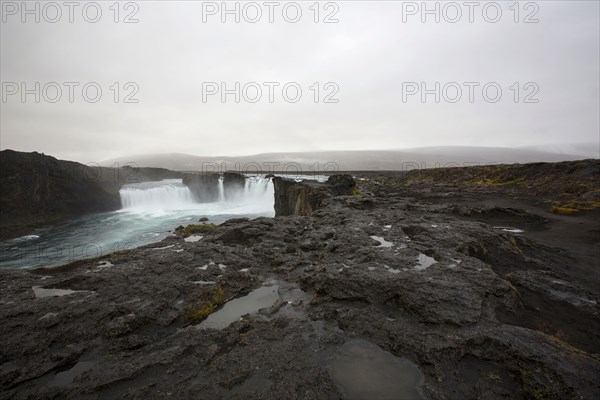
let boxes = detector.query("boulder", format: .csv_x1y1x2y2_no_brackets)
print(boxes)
182,173,221,202
273,174,356,217
223,172,246,200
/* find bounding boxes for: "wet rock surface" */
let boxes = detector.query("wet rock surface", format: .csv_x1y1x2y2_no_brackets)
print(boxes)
1,171,599,399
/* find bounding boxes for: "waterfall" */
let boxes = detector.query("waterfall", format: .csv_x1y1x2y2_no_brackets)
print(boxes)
119,179,196,212
240,176,275,209
218,176,225,202
118,176,275,214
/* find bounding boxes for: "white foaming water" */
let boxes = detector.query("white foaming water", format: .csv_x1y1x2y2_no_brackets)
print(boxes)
239,175,275,207
118,177,274,215
120,179,196,213
1,176,276,269
218,176,225,202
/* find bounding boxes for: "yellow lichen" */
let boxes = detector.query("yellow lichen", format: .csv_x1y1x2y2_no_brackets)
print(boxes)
551,206,578,215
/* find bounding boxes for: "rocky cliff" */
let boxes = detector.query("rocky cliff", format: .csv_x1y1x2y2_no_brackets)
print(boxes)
223,171,246,199
0,151,122,239
182,173,221,203
0,150,185,239
182,171,247,203
273,174,356,216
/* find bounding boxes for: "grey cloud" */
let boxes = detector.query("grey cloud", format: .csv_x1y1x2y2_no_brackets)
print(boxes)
1,1,598,162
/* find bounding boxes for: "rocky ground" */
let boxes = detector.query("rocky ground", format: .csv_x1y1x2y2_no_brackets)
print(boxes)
1,169,599,399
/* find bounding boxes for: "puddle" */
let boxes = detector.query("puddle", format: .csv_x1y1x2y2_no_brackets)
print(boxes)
370,236,394,248
494,226,524,233
49,360,96,387
18,235,40,241
415,254,437,270
88,261,114,273
32,286,85,298
97,261,113,268
198,285,280,330
184,235,203,242
329,339,423,400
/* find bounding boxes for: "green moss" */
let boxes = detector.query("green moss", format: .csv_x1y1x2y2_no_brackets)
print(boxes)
550,197,600,215
175,223,216,237
532,388,546,400
318,247,326,261
351,187,361,196
507,234,524,255
183,285,226,324
460,242,487,258
470,177,525,187
501,278,518,293
212,285,225,304
487,372,502,383
564,199,600,211
186,302,216,323
546,331,590,357
551,206,578,215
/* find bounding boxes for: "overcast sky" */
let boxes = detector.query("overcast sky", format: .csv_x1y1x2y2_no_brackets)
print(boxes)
1,1,599,163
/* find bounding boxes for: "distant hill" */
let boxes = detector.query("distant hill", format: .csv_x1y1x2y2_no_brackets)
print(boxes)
101,146,592,172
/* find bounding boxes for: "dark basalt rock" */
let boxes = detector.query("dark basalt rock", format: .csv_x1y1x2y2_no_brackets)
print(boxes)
0,150,122,240
223,171,246,199
326,174,356,195
183,172,247,202
273,174,357,217
1,160,599,400
182,173,221,202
